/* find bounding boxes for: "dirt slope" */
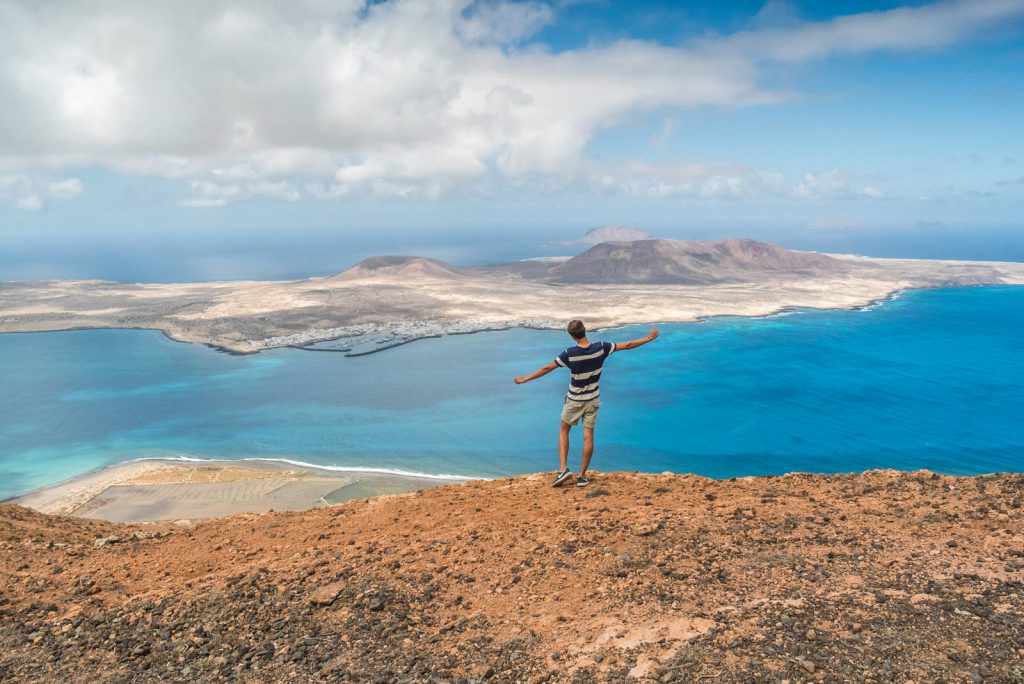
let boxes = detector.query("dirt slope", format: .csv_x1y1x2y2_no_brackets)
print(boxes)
2,470,1023,683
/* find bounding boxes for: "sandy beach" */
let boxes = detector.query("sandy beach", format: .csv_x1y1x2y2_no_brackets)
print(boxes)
7,459,465,523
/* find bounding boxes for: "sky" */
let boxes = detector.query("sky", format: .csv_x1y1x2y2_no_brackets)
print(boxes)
1,0,1023,281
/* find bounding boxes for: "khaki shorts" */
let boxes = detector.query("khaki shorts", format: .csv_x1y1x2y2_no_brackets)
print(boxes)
561,397,601,428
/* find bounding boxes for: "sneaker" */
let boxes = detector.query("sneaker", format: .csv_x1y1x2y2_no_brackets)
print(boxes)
552,469,573,487
576,475,590,487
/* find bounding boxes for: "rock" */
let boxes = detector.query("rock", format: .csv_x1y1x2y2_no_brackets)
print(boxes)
634,519,664,537
307,582,345,606
795,657,815,674
93,536,121,548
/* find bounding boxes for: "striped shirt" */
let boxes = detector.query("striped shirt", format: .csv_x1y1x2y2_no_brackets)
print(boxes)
555,341,616,401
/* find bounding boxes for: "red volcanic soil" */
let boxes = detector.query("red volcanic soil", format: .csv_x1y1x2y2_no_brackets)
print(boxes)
2,470,1023,683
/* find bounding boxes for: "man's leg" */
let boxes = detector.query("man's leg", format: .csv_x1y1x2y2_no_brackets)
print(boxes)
580,427,594,476
558,420,572,471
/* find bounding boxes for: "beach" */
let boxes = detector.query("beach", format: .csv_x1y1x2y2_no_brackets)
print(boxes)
3,284,1024,503
9,459,464,523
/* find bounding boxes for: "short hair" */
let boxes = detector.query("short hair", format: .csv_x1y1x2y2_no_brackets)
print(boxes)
567,319,586,340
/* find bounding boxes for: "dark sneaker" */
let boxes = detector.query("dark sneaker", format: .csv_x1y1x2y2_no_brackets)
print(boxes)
552,469,572,487
576,475,590,487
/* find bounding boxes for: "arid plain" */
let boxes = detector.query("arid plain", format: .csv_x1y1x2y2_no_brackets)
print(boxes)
2,239,1023,354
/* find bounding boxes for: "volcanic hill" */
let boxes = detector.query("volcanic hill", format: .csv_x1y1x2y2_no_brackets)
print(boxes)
330,256,463,281
2,470,1023,682
545,239,846,285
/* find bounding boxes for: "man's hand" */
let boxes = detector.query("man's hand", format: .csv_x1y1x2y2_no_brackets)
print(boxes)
514,376,527,385
617,327,660,351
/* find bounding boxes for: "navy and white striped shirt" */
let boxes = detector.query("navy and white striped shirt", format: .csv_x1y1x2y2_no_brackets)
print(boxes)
555,341,616,401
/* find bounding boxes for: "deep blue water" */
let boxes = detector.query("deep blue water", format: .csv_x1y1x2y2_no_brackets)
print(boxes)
2,285,1023,499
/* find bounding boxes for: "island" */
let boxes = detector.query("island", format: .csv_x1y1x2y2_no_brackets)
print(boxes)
2,238,1023,354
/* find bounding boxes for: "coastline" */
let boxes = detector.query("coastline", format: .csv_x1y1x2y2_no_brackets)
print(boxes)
10,451,1021,527
7,457,467,523
0,282,974,357
4,247,1024,356
3,284,1021,517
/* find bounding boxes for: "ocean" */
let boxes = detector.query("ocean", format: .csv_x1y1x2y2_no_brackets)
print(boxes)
1,285,1022,500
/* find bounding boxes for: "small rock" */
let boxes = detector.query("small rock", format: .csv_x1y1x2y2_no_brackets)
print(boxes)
795,657,815,674
634,520,663,537
307,582,345,606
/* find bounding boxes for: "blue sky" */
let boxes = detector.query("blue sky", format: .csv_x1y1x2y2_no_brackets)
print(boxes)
1,0,1023,280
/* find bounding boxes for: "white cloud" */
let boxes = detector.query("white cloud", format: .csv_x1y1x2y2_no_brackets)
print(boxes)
15,195,44,212
457,0,554,43
793,170,889,200
46,177,84,199
594,160,786,200
0,172,84,211
649,118,677,150
0,0,1019,207
721,0,1024,62
178,179,301,208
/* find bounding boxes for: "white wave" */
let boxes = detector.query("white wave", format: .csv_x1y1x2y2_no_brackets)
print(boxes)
126,455,474,481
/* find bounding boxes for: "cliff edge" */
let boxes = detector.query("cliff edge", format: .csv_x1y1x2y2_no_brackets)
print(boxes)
2,470,1022,682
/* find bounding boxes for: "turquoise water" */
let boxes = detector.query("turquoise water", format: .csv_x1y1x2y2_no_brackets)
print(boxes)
1,286,1022,499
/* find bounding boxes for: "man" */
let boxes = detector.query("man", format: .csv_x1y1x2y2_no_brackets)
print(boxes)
514,319,658,487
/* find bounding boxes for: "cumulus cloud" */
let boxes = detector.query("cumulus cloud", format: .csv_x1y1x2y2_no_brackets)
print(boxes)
793,170,889,200
0,173,84,212
0,0,1020,207
593,160,785,200
178,179,301,208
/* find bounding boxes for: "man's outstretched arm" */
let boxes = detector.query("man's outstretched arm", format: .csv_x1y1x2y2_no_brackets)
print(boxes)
514,360,559,385
615,327,659,351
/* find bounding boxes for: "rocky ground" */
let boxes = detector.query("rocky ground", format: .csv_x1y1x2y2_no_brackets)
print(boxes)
2,470,1023,683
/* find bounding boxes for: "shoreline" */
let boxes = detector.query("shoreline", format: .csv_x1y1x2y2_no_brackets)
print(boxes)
6,457,468,523
0,282,974,357
5,242,1024,357
8,453,1021,526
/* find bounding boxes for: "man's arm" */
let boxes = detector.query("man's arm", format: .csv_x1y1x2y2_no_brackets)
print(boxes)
514,360,559,385
615,327,659,351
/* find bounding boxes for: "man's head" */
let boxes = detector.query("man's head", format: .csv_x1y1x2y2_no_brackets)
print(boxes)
567,319,586,340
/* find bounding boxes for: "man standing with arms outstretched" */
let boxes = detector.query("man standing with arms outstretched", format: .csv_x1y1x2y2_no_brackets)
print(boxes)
514,320,658,487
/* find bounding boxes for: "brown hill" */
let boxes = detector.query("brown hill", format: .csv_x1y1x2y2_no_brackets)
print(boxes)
2,470,1022,682
550,239,846,284
577,225,653,245
329,255,462,281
